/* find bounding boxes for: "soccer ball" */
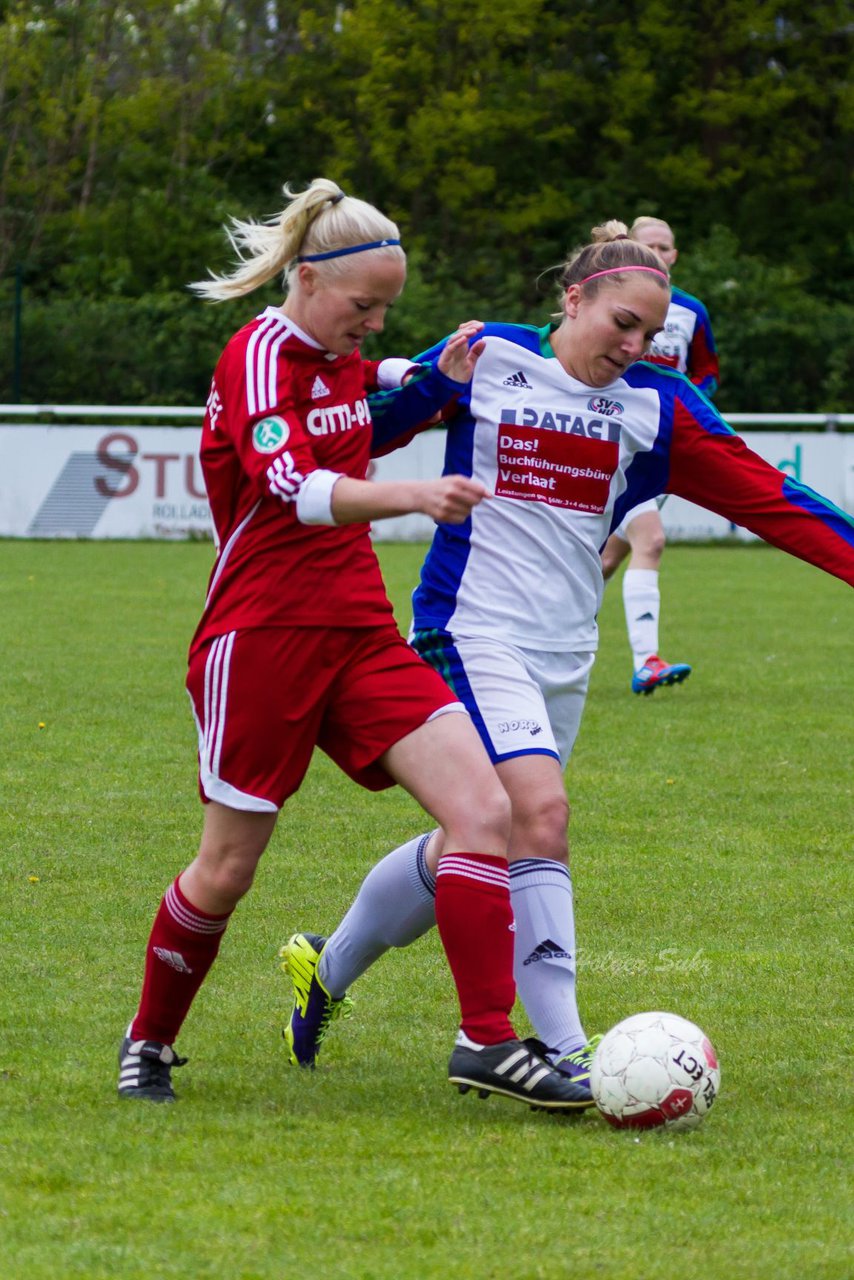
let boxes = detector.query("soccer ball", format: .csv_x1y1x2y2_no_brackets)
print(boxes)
590,1011,721,1132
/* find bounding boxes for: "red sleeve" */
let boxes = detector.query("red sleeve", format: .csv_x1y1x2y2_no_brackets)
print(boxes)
687,312,719,396
667,397,854,587
361,359,382,392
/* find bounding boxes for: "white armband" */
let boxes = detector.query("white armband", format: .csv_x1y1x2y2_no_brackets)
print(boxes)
295,469,342,525
376,358,420,389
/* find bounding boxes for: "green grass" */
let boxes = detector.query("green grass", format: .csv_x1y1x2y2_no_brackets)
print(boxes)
0,540,852,1280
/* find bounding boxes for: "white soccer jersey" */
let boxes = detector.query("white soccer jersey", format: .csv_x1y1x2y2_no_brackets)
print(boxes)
374,322,853,654
645,287,719,395
435,332,662,649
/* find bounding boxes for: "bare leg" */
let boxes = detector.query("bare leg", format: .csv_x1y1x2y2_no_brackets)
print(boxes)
180,802,278,914
601,530,631,581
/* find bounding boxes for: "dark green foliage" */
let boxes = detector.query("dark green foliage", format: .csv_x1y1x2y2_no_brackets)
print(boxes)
684,227,854,413
0,0,851,406
0,289,252,406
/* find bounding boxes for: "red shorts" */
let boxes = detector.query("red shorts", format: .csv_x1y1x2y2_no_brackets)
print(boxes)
186,626,462,811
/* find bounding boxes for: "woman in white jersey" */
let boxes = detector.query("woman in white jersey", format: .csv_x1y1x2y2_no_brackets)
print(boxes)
281,218,854,1106
117,178,589,1114
600,216,719,694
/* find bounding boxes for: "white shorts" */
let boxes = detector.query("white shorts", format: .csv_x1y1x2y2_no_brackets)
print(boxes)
613,497,660,541
410,631,595,768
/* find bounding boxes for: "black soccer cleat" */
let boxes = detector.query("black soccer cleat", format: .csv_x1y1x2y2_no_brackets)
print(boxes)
448,1032,593,1111
118,1034,187,1103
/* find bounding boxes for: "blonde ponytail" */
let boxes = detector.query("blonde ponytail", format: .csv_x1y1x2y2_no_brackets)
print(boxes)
190,178,403,302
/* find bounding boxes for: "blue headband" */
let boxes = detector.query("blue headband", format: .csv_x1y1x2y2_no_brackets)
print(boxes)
297,238,402,263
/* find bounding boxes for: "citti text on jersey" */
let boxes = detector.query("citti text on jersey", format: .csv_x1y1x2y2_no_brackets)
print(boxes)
306,397,371,437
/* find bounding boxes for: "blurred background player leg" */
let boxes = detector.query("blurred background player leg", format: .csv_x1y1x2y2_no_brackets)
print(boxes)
601,213,719,696
601,501,691,695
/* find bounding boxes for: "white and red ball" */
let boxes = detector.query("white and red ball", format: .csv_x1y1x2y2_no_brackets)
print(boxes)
590,1011,720,1132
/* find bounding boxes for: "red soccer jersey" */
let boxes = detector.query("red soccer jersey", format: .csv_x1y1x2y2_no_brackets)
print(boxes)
191,308,398,652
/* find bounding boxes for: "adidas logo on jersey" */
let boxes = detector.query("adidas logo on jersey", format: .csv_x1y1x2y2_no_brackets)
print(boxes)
310,375,331,399
503,370,532,389
523,938,572,966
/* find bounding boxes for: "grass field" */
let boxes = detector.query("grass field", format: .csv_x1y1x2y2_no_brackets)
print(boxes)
0,539,852,1280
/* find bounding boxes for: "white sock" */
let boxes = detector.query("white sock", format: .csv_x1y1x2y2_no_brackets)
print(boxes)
318,833,436,997
509,858,586,1058
623,568,660,671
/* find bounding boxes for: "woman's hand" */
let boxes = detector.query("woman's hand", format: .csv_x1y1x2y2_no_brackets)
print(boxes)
437,321,485,384
329,473,490,526
416,474,490,524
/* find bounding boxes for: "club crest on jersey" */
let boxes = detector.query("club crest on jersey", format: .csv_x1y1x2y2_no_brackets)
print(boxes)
252,416,290,453
587,396,624,417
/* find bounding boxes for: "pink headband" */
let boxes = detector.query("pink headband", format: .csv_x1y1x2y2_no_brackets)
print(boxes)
580,265,670,284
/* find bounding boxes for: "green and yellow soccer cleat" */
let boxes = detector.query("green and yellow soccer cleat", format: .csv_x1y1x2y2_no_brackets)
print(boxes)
279,932,353,1068
552,1033,604,1106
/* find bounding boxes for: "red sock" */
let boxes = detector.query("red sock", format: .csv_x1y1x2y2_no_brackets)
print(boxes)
130,877,232,1045
434,852,516,1045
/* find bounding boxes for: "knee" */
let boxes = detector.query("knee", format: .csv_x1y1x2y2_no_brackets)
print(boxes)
512,791,570,860
192,847,258,907
481,780,513,845
630,526,666,562
646,528,666,560
448,777,512,850
214,860,257,902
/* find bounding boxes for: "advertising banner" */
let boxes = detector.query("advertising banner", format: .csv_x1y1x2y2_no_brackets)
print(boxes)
0,423,851,541
0,425,209,538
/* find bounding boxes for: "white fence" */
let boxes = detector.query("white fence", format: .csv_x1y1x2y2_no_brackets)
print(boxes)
1,406,852,541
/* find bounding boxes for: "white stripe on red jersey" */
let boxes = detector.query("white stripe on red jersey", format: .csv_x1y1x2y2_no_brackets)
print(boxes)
191,308,472,654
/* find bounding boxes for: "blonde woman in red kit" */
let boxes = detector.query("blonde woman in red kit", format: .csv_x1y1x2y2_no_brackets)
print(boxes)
117,178,588,1114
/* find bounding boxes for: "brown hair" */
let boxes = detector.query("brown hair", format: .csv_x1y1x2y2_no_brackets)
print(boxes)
558,220,671,300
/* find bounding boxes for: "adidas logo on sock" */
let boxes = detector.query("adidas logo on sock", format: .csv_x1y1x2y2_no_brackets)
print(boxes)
310,375,331,399
153,947,193,974
636,611,655,621
502,370,532,388
523,938,572,966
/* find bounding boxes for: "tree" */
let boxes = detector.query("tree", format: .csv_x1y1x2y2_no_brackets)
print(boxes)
1,0,850,405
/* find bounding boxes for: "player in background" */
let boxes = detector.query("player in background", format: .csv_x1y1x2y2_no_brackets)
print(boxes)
600,215,719,694
117,178,589,1113
281,219,854,1104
